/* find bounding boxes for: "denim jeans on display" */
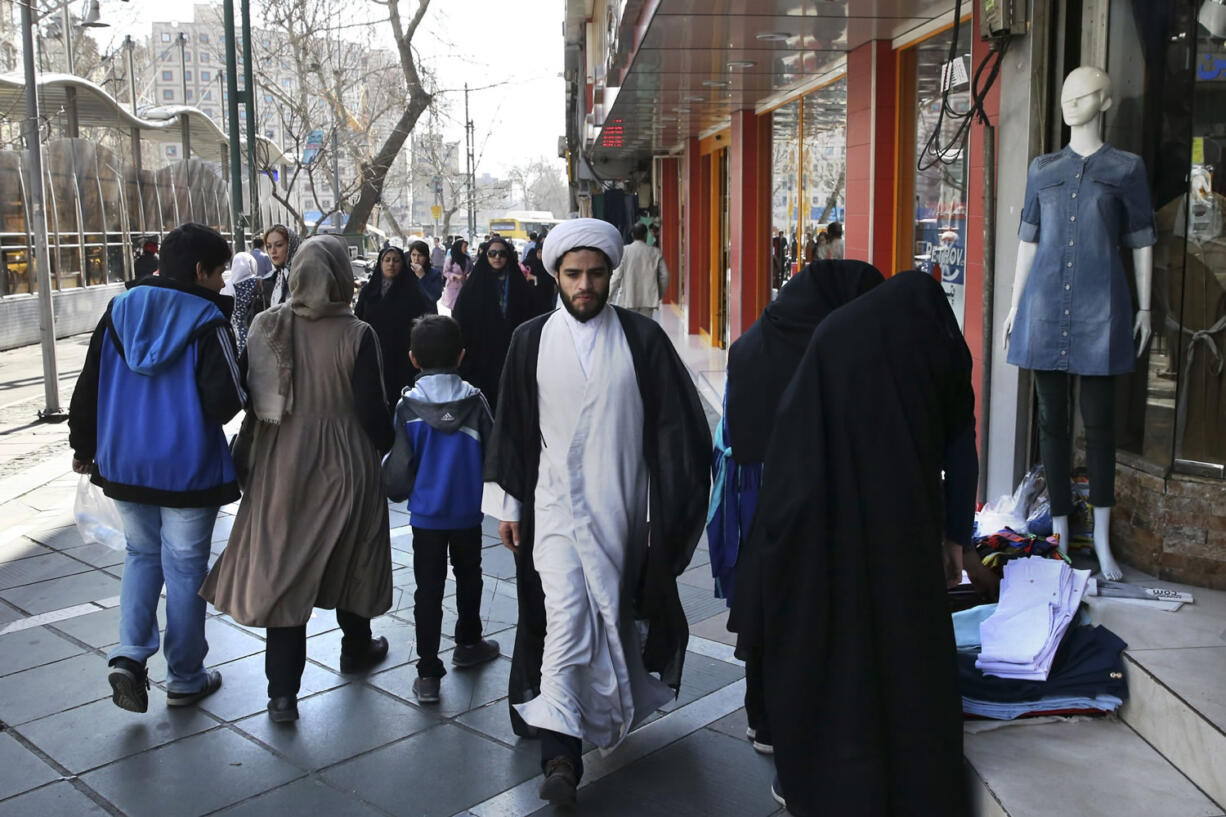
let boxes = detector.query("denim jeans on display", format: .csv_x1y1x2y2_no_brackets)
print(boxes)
108,501,218,693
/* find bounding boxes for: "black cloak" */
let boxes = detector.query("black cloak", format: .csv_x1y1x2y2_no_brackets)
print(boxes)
733,271,976,817
354,251,438,413
725,259,884,464
452,242,542,408
484,306,712,737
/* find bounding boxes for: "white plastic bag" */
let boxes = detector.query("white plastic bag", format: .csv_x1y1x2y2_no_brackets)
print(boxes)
74,475,127,551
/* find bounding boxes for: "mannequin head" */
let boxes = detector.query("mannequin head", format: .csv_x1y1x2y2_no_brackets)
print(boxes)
1060,67,1112,127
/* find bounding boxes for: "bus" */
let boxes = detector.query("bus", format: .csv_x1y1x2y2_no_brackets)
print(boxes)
487,211,561,242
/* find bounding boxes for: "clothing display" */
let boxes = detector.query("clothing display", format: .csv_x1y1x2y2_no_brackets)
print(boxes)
1009,144,1157,375
952,603,998,651
958,624,1128,719
976,557,1091,681
975,530,1066,571
1034,371,1116,516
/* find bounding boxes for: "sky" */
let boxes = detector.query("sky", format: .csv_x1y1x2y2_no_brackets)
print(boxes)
78,0,568,179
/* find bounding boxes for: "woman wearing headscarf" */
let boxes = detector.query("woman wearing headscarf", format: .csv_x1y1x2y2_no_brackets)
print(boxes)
732,270,978,816
521,230,558,314
222,252,261,354
452,235,540,408
440,238,471,311
201,235,396,724
260,224,302,314
408,239,445,304
354,244,438,414
710,259,883,755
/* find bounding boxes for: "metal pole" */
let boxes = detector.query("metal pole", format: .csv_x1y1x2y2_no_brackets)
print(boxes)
979,122,997,502
124,35,137,115
60,4,79,137
21,1,62,418
178,32,190,160
241,0,259,236
222,0,244,252
332,67,341,230
464,83,474,240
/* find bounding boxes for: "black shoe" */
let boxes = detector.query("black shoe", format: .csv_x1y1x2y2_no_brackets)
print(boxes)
107,657,150,713
267,696,299,723
166,669,223,707
538,755,578,806
452,638,500,668
340,636,389,674
412,676,441,703
771,774,787,810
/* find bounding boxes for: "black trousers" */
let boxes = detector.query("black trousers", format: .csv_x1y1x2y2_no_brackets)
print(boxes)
265,609,370,698
412,525,483,678
744,644,768,738
1034,371,1116,517
541,729,584,780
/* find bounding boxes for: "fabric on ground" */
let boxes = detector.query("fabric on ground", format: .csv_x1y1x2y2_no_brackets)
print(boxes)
961,694,1122,720
958,625,1128,704
953,603,998,651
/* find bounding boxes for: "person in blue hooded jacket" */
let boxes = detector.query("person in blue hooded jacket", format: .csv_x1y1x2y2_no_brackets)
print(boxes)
69,222,245,715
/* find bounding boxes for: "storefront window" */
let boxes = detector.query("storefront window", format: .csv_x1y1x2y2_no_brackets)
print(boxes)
905,21,972,327
770,99,800,289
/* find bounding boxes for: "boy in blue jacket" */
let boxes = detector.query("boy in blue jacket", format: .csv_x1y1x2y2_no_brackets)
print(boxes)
69,222,244,713
382,315,500,703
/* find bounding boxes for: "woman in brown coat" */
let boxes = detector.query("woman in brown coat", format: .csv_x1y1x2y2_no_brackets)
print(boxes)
201,234,395,723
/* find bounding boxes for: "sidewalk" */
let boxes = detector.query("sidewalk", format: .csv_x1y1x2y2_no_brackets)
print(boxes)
0,332,778,817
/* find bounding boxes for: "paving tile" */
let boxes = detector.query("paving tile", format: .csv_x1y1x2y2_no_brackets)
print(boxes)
479,544,519,580
689,609,736,646
0,570,121,615
322,723,540,817
0,599,22,627
0,653,109,725
214,777,388,817
199,650,348,722
677,563,715,590
81,728,304,817
0,552,95,590
24,525,85,552
481,515,502,539
0,732,60,801
368,652,512,718
210,514,236,543
234,684,438,770
0,625,84,677
145,618,267,684
660,652,743,713
454,699,533,752
706,707,751,742
0,781,110,816
0,537,50,565
1129,646,1226,733
524,728,778,817
677,582,729,627
48,604,135,649
60,542,126,568
306,615,417,676
15,698,218,774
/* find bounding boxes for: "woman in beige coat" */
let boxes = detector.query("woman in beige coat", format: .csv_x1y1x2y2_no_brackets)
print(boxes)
201,234,395,723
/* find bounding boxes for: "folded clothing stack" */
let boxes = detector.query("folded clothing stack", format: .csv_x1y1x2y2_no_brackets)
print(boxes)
958,625,1128,720
975,557,1091,681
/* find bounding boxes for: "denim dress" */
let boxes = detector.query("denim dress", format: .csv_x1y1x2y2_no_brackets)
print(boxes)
1008,144,1156,375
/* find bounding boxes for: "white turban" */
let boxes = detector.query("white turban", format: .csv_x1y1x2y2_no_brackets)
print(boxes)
541,218,624,274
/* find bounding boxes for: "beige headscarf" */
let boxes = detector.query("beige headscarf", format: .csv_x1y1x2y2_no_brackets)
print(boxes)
247,235,355,422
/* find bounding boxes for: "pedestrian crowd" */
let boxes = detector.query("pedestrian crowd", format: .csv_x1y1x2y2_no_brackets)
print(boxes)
68,211,977,815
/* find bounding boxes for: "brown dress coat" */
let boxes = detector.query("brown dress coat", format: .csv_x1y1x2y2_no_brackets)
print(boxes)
201,314,393,627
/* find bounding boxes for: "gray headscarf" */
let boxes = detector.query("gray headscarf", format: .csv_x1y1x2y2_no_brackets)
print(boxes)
247,235,354,422
267,224,303,304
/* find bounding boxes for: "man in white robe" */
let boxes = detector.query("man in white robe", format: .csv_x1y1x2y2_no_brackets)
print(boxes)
483,218,710,806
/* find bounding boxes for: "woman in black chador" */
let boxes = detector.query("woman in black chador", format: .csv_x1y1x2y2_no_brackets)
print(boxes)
733,270,978,817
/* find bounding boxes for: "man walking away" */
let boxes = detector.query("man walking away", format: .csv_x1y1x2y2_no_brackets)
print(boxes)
609,222,669,317
251,236,273,278
69,222,244,713
484,218,710,806
430,236,446,271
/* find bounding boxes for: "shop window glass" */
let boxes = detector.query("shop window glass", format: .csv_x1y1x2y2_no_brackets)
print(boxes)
0,151,31,295
770,100,801,288
907,22,973,328
802,78,847,260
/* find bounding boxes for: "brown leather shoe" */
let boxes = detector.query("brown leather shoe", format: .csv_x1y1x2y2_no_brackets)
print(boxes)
538,755,578,806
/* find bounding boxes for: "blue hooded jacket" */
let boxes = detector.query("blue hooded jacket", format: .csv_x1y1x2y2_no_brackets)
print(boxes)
90,282,242,507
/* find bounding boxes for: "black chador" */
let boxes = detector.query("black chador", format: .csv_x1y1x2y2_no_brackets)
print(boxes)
733,271,978,817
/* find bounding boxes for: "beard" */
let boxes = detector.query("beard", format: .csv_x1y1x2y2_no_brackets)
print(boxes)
559,285,609,322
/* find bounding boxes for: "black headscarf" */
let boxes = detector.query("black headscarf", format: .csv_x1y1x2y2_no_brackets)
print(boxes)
725,259,884,463
449,240,471,270
452,237,541,407
355,245,437,411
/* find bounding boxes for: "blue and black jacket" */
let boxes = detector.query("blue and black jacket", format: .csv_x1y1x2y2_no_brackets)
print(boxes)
69,277,246,508
381,370,492,530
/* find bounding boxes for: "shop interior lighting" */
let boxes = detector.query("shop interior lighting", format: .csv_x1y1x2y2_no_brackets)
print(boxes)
728,60,757,69
755,32,791,42
702,79,731,87
683,95,705,102
672,107,690,113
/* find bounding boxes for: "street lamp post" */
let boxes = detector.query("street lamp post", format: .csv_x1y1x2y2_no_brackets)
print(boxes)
177,32,191,160
20,0,62,419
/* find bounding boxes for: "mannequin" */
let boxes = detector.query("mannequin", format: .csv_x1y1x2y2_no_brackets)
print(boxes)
1003,67,1157,581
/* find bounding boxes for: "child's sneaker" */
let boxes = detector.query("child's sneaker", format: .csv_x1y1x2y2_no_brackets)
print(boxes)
452,638,500,668
413,676,441,703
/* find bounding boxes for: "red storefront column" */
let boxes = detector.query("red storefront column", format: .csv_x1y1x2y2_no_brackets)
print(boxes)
683,138,709,335
729,109,771,341
660,157,681,304
845,40,898,270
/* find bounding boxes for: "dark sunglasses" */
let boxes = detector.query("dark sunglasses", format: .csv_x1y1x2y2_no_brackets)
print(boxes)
487,249,508,258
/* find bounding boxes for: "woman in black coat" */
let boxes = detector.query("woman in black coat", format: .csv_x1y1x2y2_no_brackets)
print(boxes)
355,245,438,413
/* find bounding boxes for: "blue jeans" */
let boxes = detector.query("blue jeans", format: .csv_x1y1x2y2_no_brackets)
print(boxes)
108,501,217,693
